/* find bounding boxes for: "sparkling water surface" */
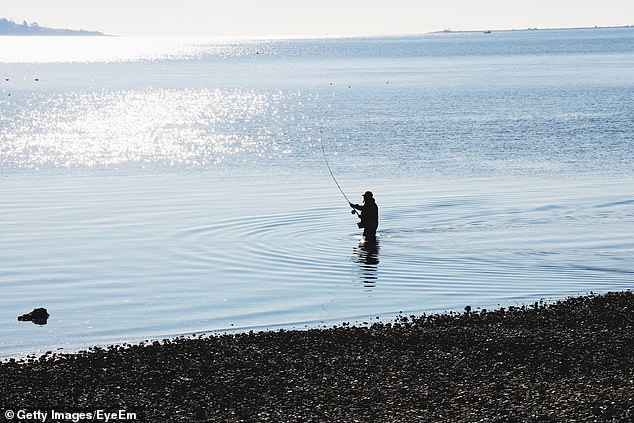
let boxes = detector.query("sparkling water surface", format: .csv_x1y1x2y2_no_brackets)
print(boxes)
1,28,633,357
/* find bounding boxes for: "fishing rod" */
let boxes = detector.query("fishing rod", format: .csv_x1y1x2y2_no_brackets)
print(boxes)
318,129,359,218
317,88,360,219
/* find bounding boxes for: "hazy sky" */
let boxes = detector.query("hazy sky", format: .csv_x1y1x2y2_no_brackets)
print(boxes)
3,0,633,37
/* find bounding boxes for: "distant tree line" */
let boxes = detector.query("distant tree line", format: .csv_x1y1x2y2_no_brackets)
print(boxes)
0,18,104,35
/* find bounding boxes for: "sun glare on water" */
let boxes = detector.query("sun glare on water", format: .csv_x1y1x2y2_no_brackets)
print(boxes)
0,88,302,169
0,36,257,63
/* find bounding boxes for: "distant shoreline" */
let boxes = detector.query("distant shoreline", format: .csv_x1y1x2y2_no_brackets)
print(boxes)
430,24,633,34
1,18,631,38
0,18,104,36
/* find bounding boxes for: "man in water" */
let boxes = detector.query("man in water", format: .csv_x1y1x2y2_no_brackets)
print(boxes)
350,191,379,243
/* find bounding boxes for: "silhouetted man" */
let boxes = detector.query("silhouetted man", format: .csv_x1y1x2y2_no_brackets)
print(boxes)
350,191,378,243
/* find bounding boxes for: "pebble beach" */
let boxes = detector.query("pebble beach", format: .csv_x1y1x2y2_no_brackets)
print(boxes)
1,291,633,422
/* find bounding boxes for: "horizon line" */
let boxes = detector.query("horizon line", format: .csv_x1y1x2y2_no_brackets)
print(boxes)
111,24,634,39
2,22,632,40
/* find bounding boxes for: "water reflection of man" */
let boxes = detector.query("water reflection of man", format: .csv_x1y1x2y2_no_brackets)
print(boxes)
350,191,379,243
354,242,380,288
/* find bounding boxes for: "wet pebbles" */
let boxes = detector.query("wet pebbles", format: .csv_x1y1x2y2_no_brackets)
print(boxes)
1,291,633,422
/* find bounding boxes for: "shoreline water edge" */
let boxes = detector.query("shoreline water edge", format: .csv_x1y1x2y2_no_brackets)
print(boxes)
1,290,632,421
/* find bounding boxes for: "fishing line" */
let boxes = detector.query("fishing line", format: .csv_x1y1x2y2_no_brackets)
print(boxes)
319,131,352,205
317,89,359,217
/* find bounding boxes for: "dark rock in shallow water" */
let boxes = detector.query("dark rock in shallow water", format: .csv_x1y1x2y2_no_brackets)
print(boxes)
18,308,49,325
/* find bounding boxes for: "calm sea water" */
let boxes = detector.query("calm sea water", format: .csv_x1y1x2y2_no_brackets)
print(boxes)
1,28,633,358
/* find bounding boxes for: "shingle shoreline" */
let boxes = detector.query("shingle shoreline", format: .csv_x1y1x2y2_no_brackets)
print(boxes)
1,291,633,422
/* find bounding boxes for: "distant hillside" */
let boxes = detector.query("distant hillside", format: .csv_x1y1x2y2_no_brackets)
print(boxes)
0,18,104,36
